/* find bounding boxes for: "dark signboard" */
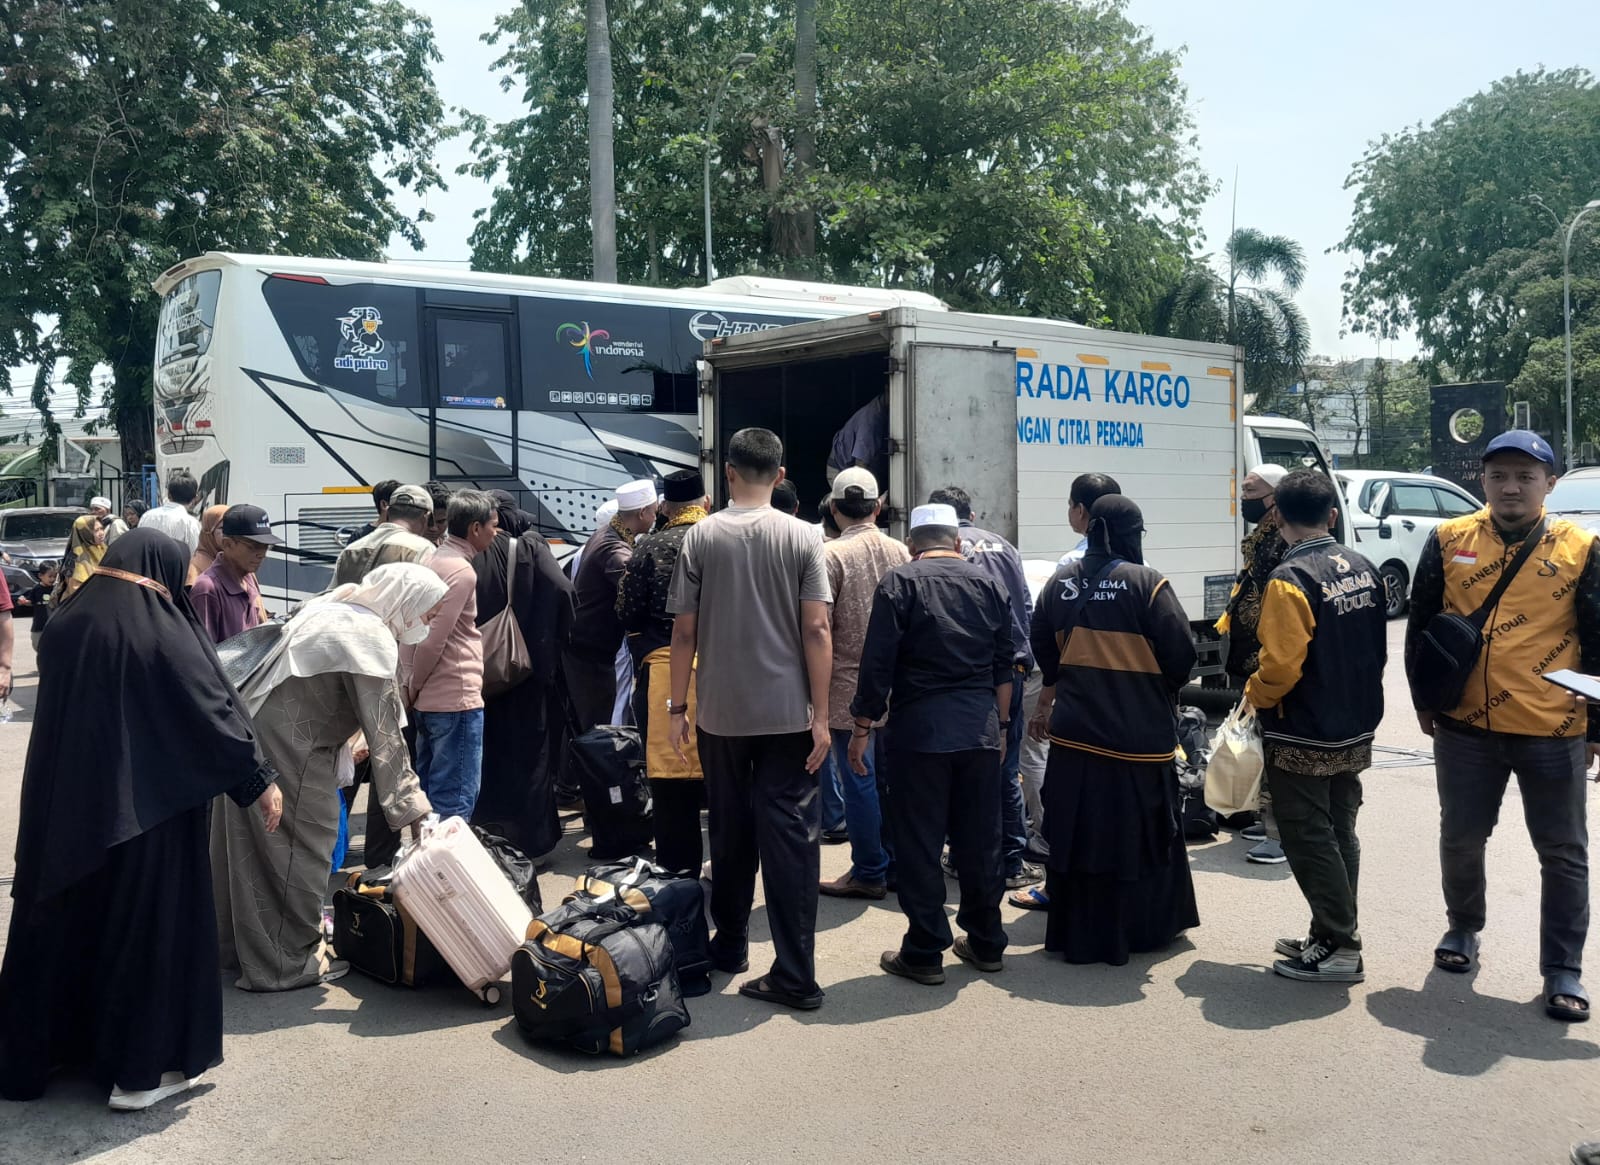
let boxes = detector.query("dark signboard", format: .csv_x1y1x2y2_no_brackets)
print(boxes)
1430,382,1506,501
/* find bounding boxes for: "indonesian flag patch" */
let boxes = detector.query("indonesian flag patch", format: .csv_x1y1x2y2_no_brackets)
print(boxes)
1452,550,1478,565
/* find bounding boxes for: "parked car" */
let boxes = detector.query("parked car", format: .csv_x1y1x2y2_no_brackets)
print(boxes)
1336,470,1482,618
0,507,88,575
1547,466,1600,535
2,561,37,597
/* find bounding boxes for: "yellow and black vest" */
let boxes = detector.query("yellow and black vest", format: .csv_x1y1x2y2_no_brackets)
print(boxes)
1435,508,1596,738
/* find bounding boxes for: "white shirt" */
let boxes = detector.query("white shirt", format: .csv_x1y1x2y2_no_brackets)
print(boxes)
139,502,202,559
1056,536,1089,568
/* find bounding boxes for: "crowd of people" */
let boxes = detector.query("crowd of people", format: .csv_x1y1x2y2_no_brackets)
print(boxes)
0,425,1596,1112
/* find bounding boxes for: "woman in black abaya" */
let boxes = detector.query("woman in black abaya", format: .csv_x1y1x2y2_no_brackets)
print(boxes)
1026,496,1199,965
0,529,280,1110
470,493,574,858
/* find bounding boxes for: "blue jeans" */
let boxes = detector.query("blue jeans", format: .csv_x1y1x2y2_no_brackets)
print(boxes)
832,729,889,885
1000,672,1029,875
415,709,485,822
820,745,846,833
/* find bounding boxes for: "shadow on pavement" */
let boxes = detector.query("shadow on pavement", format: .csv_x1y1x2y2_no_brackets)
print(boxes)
1175,958,1353,1028
222,971,505,1040
1186,836,1293,882
0,1076,215,1164
1366,974,1600,1077
999,936,1197,1009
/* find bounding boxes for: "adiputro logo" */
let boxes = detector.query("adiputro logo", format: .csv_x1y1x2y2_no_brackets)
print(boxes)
335,306,389,372
556,321,610,380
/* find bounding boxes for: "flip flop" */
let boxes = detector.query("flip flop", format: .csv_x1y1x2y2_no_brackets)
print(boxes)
1009,886,1049,911
1545,972,1591,1023
738,975,824,1011
1433,928,1479,973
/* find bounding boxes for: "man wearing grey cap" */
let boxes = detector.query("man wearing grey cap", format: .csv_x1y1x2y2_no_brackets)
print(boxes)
1407,429,1600,1021
568,479,658,729
334,483,436,586
850,502,1014,984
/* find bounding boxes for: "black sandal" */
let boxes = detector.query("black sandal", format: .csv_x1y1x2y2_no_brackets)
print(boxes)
737,975,824,1011
1433,928,1479,973
1545,973,1590,1023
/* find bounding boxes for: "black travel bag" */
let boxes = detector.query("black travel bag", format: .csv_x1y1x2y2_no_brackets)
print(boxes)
475,826,544,914
566,726,654,860
1411,520,1545,713
332,868,453,988
1173,705,1218,840
570,857,712,997
511,903,690,1056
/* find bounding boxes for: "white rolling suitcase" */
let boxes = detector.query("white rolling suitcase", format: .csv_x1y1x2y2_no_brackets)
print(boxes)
391,816,533,1005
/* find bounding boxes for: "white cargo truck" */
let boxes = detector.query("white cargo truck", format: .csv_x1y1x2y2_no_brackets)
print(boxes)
697,307,1345,679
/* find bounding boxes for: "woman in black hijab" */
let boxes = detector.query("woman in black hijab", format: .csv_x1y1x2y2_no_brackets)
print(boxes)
1026,496,1199,965
0,529,280,1109
471,492,574,857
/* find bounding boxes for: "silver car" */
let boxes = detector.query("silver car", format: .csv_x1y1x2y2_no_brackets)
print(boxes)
0,507,89,574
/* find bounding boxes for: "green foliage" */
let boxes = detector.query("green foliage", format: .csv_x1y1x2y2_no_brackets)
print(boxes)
1152,228,1310,414
1339,68,1600,391
464,0,1207,329
0,0,447,468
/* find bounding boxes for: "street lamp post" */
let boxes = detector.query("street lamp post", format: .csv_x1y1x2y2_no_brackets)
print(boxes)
703,52,757,283
1562,200,1600,470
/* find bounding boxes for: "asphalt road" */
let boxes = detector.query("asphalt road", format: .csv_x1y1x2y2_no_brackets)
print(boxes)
2,620,1598,1164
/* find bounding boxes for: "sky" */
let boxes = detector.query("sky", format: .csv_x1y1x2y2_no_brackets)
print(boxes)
402,0,1600,366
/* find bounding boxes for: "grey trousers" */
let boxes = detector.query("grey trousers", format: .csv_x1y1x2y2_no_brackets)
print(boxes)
1433,722,1589,977
1020,670,1049,855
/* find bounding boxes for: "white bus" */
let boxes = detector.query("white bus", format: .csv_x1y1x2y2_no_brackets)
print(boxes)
151,253,942,604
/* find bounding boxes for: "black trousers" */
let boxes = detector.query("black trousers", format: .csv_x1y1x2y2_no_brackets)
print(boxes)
1270,763,1362,950
697,727,820,996
563,649,616,732
359,718,417,870
651,779,706,876
887,747,1008,966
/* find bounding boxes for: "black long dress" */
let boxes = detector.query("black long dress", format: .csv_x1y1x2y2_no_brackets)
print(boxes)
470,507,573,859
0,530,274,1101
1029,497,1200,966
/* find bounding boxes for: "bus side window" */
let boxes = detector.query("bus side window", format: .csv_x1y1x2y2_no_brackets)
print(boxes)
261,277,422,408
432,315,516,409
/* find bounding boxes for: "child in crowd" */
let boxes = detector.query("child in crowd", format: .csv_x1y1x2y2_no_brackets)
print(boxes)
16,563,58,657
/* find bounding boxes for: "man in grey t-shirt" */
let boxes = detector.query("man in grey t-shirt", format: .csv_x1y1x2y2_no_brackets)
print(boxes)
667,427,834,1010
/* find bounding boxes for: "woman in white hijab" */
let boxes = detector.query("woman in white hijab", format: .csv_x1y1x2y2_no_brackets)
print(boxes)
212,563,447,992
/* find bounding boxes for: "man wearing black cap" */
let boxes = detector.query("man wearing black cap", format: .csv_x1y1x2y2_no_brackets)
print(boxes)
616,469,712,873
1407,430,1600,1021
190,504,283,643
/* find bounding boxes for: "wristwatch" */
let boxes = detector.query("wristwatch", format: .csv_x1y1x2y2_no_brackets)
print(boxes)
667,699,688,716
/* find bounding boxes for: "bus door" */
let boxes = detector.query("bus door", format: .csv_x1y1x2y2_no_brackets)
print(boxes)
422,290,521,483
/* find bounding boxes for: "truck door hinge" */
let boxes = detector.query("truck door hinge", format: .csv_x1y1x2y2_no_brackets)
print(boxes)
884,356,903,375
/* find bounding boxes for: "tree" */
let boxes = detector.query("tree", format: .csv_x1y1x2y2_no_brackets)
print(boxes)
586,0,618,281
1339,68,1600,384
0,0,446,473
464,0,1206,327
1152,228,1310,413
781,0,817,261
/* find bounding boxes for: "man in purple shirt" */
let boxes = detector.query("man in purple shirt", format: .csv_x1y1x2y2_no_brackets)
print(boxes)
191,504,282,643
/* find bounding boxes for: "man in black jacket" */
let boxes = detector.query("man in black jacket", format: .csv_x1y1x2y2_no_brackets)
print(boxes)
1244,470,1387,984
566,479,658,729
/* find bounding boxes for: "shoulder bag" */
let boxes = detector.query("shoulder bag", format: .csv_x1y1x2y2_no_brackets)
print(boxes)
481,534,533,697
1411,519,1545,713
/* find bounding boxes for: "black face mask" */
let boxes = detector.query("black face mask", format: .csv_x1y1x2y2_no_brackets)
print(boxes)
1241,496,1272,525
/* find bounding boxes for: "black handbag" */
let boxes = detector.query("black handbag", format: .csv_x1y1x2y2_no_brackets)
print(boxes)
1411,520,1545,713
332,869,452,988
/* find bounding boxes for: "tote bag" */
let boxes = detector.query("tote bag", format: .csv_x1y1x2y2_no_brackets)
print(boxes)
481,536,533,697
1203,700,1263,817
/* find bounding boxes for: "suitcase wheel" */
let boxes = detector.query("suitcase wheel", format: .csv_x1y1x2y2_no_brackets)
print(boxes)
480,984,502,1007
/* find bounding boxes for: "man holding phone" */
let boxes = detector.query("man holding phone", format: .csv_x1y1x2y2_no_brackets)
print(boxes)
1405,430,1600,1022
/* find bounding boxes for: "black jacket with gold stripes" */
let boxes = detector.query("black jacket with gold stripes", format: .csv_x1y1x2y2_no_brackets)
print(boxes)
1030,556,1196,763
1244,535,1387,753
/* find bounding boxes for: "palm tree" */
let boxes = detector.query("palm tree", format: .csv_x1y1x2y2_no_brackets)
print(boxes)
586,0,617,282
1154,228,1310,414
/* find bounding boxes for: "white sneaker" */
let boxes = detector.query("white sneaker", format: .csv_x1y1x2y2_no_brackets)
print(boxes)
109,1071,201,1111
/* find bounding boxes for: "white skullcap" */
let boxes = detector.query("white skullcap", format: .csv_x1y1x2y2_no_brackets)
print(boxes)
89,496,113,510
614,479,658,511
595,499,619,525
1248,463,1288,488
909,503,959,531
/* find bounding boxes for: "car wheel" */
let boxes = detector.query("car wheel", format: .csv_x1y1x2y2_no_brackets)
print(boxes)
1380,562,1408,619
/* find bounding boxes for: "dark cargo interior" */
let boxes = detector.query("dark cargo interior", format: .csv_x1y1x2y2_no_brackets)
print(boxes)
714,352,888,521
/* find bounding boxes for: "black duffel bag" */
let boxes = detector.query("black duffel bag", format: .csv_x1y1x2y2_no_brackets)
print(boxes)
332,868,453,988
511,903,689,1057
1411,520,1544,713
570,857,712,997
566,726,653,860
474,826,543,914
1173,705,1217,840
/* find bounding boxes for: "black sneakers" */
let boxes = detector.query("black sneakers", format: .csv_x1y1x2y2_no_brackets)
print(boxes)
1273,938,1365,983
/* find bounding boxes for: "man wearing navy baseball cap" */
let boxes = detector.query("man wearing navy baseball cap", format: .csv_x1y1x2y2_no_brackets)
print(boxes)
190,504,280,644
1405,429,1600,1022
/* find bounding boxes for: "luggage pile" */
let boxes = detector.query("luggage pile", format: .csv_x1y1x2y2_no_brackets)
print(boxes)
333,818,540,1006
1174,705,1218,840
511,856,705,1056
